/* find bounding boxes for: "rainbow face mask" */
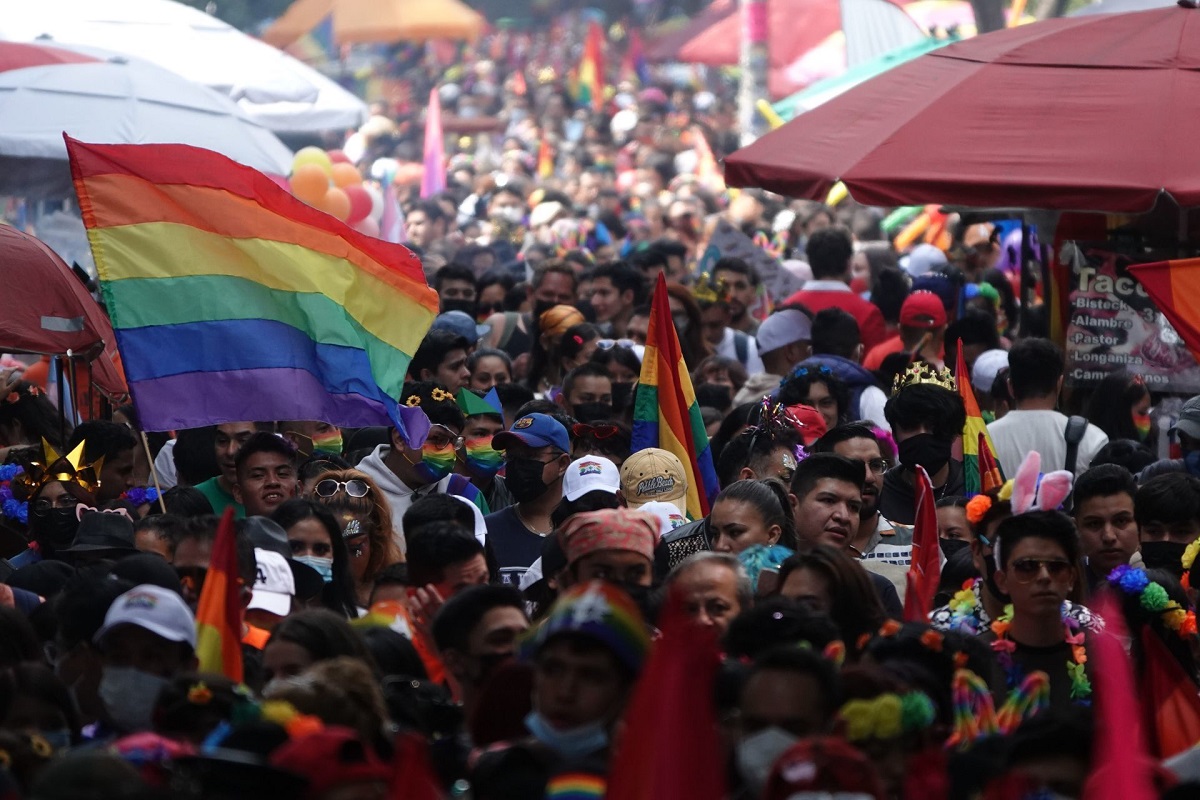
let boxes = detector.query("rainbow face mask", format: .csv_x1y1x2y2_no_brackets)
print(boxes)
413,442,457,483
312,428,344,455
1133,412,1152,441
464,436,504,478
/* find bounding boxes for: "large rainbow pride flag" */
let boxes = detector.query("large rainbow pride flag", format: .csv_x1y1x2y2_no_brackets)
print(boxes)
631,275,719,520
67,137,438,434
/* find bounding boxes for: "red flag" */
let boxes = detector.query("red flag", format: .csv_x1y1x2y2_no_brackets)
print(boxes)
1082,594,1157,800
193,507,243,682
903,465,941,622
1139,627,1200,759
978,432,1004,494
1128,258,1200,362
604,589,726,800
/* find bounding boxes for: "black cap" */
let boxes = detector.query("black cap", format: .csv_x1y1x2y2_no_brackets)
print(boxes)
110,553,184,596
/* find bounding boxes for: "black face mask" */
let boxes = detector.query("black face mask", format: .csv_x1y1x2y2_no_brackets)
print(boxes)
30,506,80,554
940,537,970,561
613,581,658,625
897,433,952,476
506,457,550,503
473,652,513,687
531,299,558,322
1140,541,1189,578
440,298,477,317
573,402,614,424
610,382,634,413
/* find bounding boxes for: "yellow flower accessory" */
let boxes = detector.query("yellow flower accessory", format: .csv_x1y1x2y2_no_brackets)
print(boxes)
405,395,422,407
1183,538,1200,572
837,692,936,743
430,387,452,402
28,735,52,758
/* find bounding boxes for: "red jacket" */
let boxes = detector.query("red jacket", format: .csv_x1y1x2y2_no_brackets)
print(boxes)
786,283,889,350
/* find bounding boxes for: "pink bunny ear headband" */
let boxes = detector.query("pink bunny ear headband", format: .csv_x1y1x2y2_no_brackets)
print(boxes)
991,450,1074,570
75,504,132,521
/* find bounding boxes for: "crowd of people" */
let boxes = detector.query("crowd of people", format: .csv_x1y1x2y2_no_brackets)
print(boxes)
0,8,1196,800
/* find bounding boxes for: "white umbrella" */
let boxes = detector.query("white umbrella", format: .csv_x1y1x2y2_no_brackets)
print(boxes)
0,42,294,198
0,0,368,134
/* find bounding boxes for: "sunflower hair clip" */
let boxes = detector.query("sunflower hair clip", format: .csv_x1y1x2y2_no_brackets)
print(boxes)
404,395,422,407
430,387,453,402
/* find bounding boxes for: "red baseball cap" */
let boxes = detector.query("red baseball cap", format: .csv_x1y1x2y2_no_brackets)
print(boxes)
899,290,948,329
785,404,828,446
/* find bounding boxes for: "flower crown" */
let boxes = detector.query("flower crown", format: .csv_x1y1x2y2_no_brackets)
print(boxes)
892,362,956,395
0,464,27,525
838,691,936,743
4,383,43,406
15,438,103,499
1108,565,1198,638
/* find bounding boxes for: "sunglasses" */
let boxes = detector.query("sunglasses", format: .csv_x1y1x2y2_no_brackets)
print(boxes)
315,479,370,498
1008,558,1072,582
596,338,637,351
571,422,620,439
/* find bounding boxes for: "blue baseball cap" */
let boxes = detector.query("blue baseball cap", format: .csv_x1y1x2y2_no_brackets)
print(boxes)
493,413,570,453
432,310,490,343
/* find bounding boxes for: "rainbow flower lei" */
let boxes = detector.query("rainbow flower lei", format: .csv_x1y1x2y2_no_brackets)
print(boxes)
0,464,27,525
990,604,1091,706
120,486,160,508
1108,565,1198,638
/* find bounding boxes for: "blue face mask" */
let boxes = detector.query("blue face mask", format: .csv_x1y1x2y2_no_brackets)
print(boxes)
294,555,334,583
1186,450,1200,477
523,711,609,760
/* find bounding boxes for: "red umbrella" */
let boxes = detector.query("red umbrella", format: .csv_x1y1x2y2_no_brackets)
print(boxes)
725,4,1200,212
645,0,735,64
648,0,843,98
0,225,126,399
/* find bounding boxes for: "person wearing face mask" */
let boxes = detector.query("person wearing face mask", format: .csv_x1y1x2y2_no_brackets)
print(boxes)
1135,473,1200,578
356,381,489,556
986,338,1108,479
8,438,101,568
279,420,344,461
470,581,647,793
455,388,513,513
271,499,360,620
92,584,199,737
484,414,572,587
879,367,968,526
433,263,480,317
731,646,841,800
557,363,613,425
431,584,530,726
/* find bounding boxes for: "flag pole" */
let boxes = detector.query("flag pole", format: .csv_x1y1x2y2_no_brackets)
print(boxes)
140,431,168,514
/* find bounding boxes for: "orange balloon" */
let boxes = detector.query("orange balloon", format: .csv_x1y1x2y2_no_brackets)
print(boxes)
331,162,363,188
290,163,329,205
320,186,351,221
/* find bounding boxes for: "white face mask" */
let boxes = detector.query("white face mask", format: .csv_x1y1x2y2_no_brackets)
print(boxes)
493,205,523,225
100,666,170,733
736,726,800,797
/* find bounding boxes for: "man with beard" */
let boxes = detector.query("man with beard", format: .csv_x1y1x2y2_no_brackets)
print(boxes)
811,424,912,592
713,257,761,335
431,584,530,727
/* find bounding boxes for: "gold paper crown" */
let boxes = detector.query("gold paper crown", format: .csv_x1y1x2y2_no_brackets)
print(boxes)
690,272,730,305
892,362,957,395
15,438,103,499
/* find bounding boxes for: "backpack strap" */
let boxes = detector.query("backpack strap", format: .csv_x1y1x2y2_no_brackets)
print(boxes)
733,330,749,366
495,312,519,350
1064,415,1088,475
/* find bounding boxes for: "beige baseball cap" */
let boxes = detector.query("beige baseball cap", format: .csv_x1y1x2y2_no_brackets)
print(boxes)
620,448,688,515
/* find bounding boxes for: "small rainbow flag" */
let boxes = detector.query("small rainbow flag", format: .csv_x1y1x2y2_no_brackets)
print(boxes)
955,342,1002,496
631,275,719,519
421,88,446,199
537,137,554,179
193,507,242,682
67,137,438,435
576,20,606,112
1129,258,1200,361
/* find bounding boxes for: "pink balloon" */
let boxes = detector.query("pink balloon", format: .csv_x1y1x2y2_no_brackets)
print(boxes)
344,184,372,224
352,217,380,237
328,149,351,165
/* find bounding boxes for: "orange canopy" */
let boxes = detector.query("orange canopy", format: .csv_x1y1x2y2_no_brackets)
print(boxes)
263,0,485,47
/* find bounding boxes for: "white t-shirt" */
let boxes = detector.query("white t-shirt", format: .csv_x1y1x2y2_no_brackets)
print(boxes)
987,409,1109,477
715,327,764,374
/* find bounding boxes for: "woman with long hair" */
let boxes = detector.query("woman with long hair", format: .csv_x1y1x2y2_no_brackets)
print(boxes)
271,499,360,619
664,282,711,369
777,545,887,656
310,469,401,609
1083,370,1152,444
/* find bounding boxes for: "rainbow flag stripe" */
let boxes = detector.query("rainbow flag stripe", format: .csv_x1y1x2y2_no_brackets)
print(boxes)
67,137,438,433
576,20,605,112
956,343,1001,496
194,507,243,682
631,275,720,519
1129,258,1200,362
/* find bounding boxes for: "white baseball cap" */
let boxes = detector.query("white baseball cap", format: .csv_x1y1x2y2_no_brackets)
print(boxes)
563,456,621,502
95,584,197,650
638,501,689,539
249,548,295,617
756,308,813,355
971,349,1010,393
